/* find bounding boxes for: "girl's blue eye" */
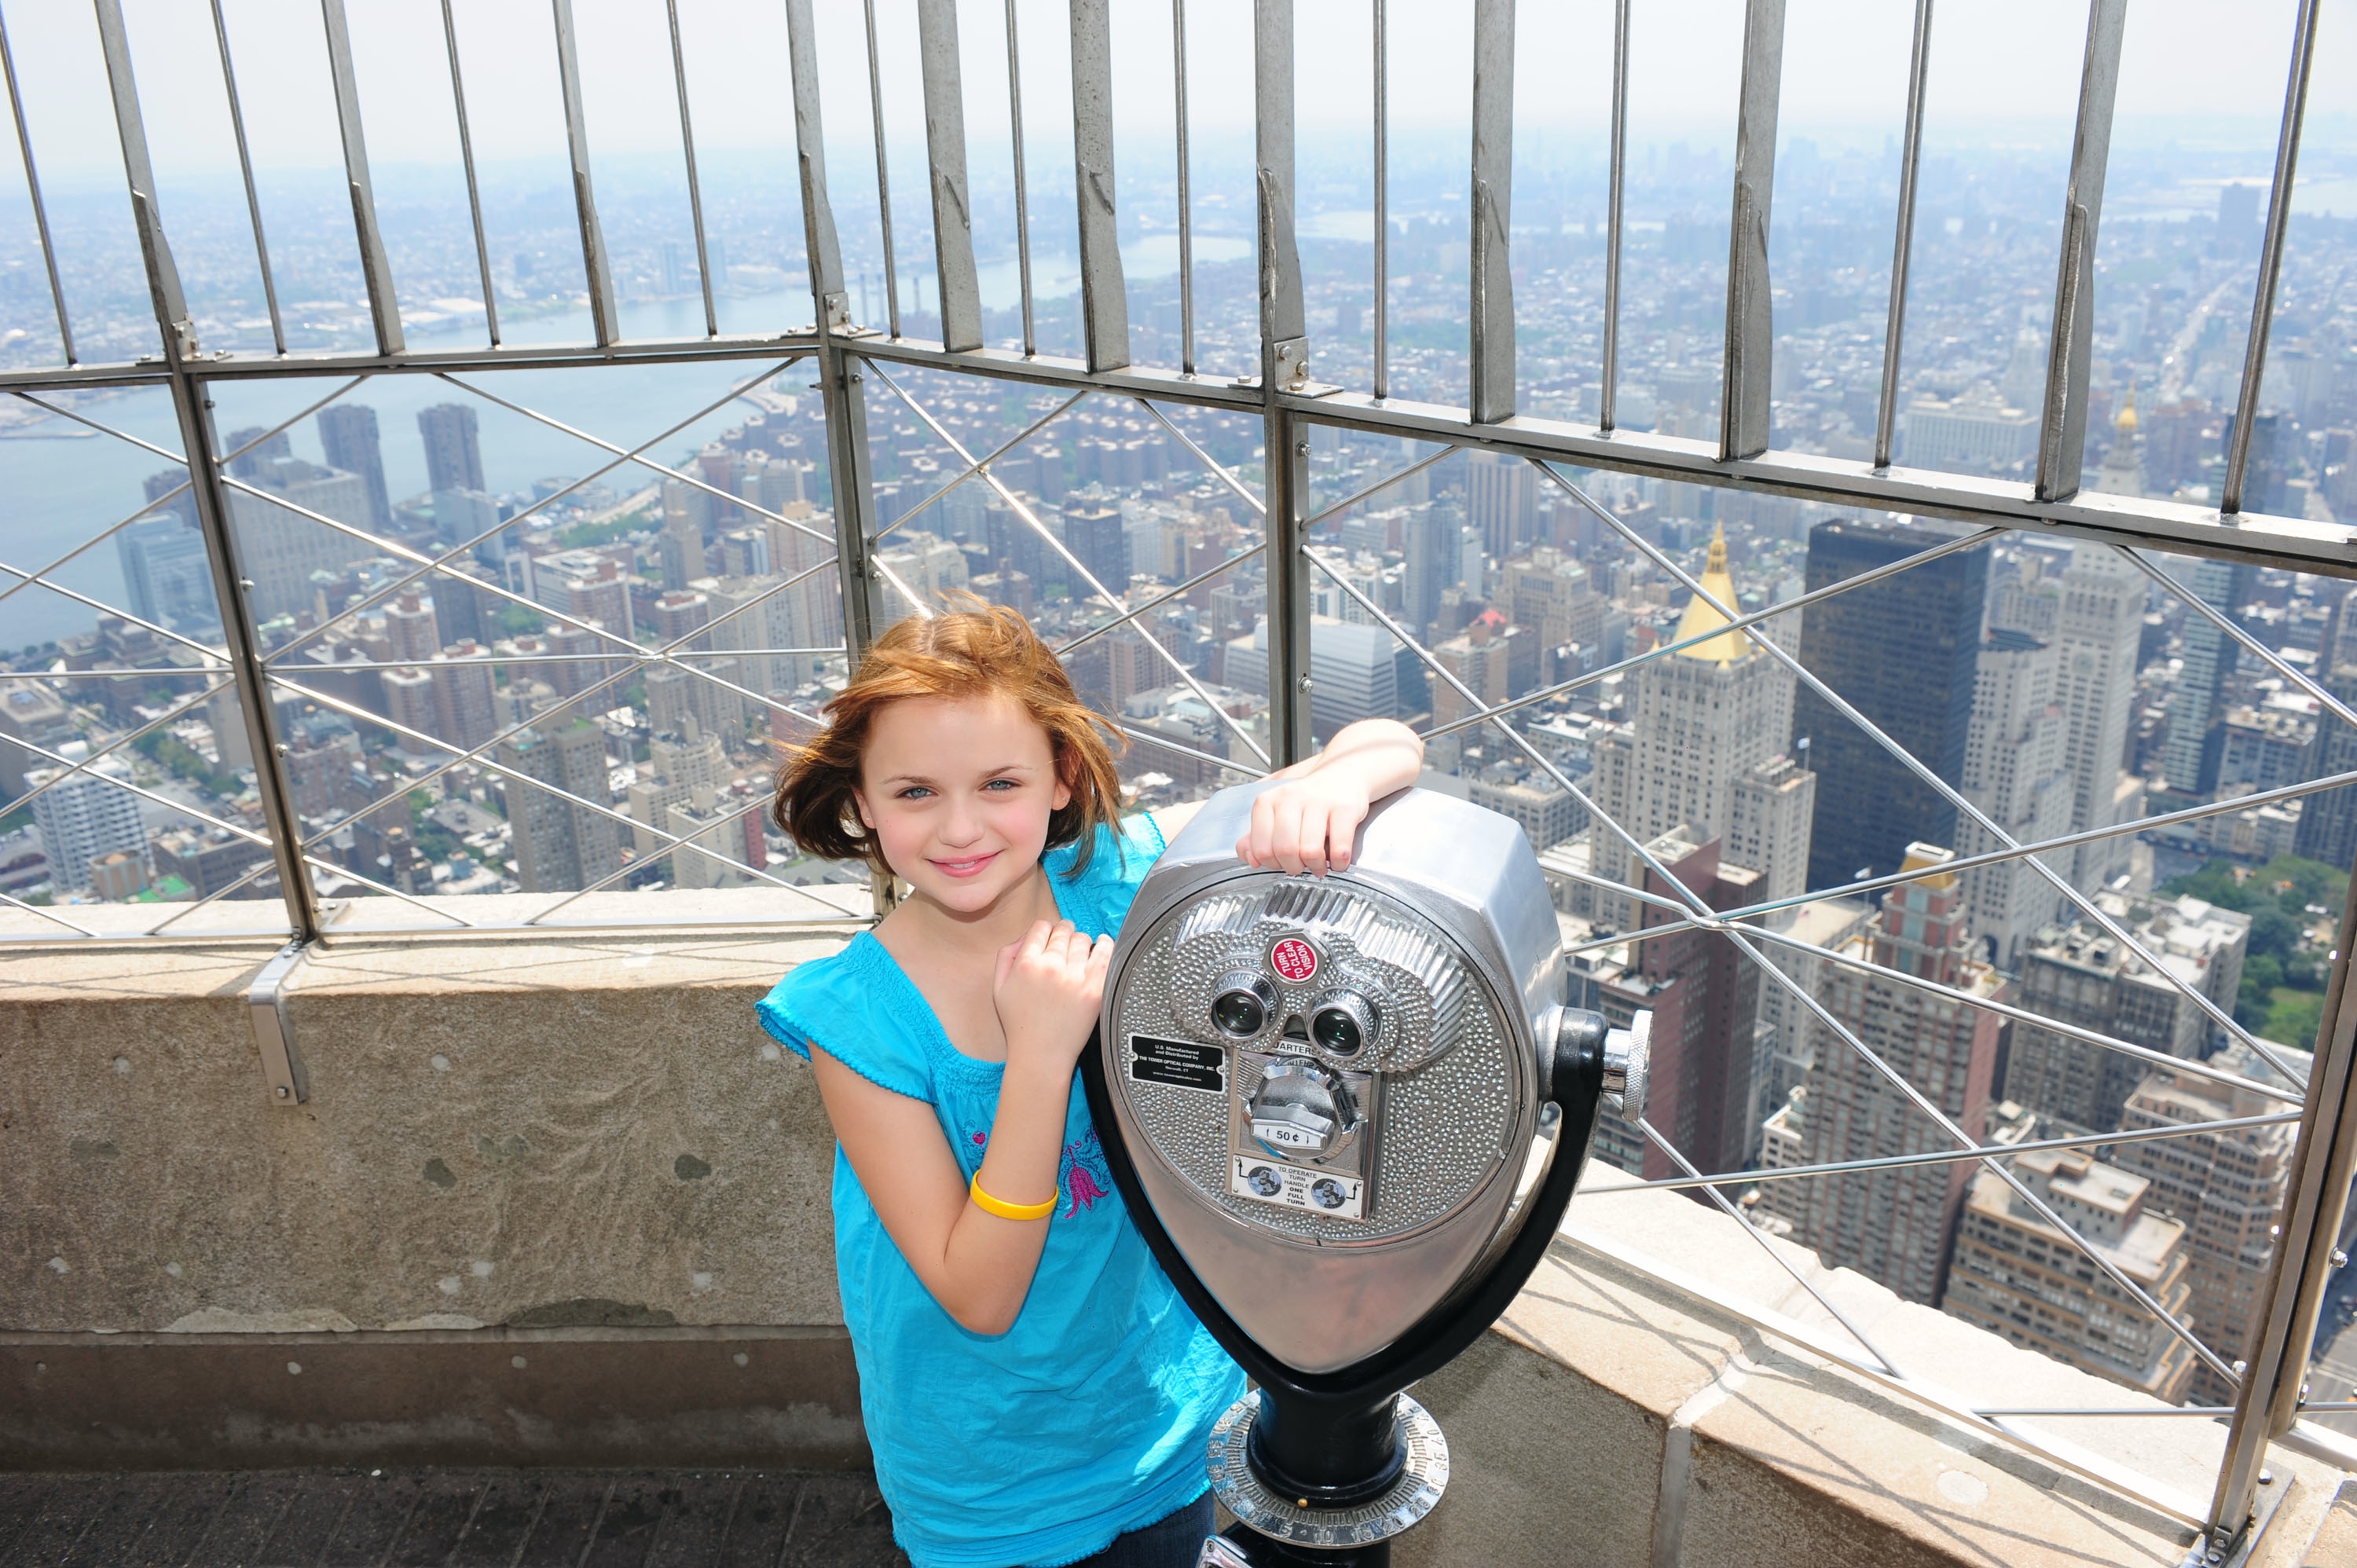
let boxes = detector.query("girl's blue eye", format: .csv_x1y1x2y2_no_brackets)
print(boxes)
983,778,1017,791
897,785,933,800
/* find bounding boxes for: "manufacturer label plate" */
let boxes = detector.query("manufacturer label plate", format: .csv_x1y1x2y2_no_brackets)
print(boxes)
1130,1034,1225,1094
1231,1156,1365,1219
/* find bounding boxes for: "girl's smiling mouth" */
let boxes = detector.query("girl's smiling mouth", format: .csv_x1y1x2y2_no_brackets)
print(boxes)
930,851,1001,879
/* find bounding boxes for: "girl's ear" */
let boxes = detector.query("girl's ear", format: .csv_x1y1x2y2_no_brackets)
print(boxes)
1051,748,1075,814
852,785,875,831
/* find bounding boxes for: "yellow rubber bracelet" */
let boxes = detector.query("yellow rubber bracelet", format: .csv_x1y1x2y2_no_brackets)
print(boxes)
970,1175,1058,1221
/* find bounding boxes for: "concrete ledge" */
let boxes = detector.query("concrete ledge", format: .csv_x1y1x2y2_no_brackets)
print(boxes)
0,1324,864,1472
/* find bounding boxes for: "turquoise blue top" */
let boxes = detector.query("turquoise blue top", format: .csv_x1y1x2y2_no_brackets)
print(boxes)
755,816,1242,1568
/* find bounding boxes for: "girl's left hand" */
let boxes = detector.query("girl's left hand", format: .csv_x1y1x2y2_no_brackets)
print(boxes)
1237,771,1373,876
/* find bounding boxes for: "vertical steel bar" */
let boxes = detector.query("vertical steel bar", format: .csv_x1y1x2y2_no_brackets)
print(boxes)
1599,0,1629,432
1255,0,1310,764
439,0,500,347
1175,0,1197,376
916,0,983,353
319,0,404,357
550,0,621,349
783,0,884,658
2209,859,2357,1546
2033,0,2127,503
1875,0,1934,471
1719,0,1785,462
208,0,285,357
1372,0,1387,400
863,0,903,340
665,0,720,339
1468,0,1516,425
1004,0,1036,356
2222,0,2321,516
91,0,317,942
0,8,73,365
1070,0,1131,372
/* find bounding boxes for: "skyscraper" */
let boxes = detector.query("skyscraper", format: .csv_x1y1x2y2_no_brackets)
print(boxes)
2053,541,2149,894
1955,629,2071,969
2160,555,2244,797
1794,844,2006,1306
116,514,217,635
1941,1146,2195,1403
27,746,148,893
1794,518,1989,890
2293,664,2357,870
317,404,392,531
418,403,486,495
500,720,618,894
1590,527,1812,923
2111,1041,2303,1406
2002,896,2249,1134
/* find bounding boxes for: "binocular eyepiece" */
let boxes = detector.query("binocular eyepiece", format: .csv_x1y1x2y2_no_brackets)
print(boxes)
1082,782,1648,1565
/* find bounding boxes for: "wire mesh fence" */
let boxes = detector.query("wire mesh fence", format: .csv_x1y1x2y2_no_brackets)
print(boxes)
2,0,2354,1553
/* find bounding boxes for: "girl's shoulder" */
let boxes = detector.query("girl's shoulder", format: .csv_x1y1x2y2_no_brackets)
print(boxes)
1045,813,1167,936
755,932,933,1101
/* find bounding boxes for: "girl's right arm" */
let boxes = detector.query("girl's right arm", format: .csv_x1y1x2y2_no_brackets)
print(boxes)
809,918,1113,1336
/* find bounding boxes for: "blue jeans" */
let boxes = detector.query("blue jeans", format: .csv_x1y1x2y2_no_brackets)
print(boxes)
1056,1493,1215,1568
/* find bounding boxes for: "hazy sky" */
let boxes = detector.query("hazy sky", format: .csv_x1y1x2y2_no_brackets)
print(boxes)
0,0,2346,189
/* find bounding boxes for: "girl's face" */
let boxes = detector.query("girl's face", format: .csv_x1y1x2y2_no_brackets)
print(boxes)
853,691,1073,915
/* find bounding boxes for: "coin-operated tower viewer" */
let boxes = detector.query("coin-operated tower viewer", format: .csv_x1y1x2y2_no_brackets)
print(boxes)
1086,782,1650,1566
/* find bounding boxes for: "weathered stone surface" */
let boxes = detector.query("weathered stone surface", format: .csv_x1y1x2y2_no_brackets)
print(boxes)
1,931,855,1334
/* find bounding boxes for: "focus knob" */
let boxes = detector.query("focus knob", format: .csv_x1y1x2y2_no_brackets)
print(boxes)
1604,1012,1651,1123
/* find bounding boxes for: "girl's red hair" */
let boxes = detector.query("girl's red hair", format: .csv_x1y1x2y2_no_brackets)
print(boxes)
772,601,1127,875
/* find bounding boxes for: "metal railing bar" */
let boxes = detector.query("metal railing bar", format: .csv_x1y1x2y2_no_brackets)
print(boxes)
665,0,719,341
1467,0,1515,427
1175,0,1196,377
1540,460,2305,1092
1638,1115,1904,1376
1718,0,1783,460
275,675,839,913
550,0,620,349
434,370,835,551
1072,0,1130,372
0,676,236,833
1597,0,1628,432
1114,722,1269,782
862,0,901,340
1556,1219,2211,1527
1003,0,1035,357
319,0,402,357
2297,1401,2357,1413
1054,544,1265,660
0,8,73,365
1874,0,1933,471
1135,397,1274,519
1421,518,2004,740
866,360,1273,765
871,551,936,621
263,360,794,666
1299,445,1461,533
207,0,284,357
2032,0,2126,504
9,390,186,464
2223,0,2320,515
2126,543,2356,732
1371,0,1386,401
870,387,1091,544
5,663,229,680
916,0,981,354
625,551,845,665
1593,1110,2304,1196
439,0,500,346
281,646,846,676
519,796,845,928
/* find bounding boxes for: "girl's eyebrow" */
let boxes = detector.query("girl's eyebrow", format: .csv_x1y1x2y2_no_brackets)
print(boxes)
875,760,1040,788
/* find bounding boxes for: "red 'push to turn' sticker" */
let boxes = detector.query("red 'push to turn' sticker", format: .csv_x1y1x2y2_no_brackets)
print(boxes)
1270,936,1318,983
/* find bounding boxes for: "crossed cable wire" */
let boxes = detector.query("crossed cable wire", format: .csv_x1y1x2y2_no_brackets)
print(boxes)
1286,431,2333,1422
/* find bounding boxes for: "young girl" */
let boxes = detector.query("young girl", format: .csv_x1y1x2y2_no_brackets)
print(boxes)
757,605,1422,1568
